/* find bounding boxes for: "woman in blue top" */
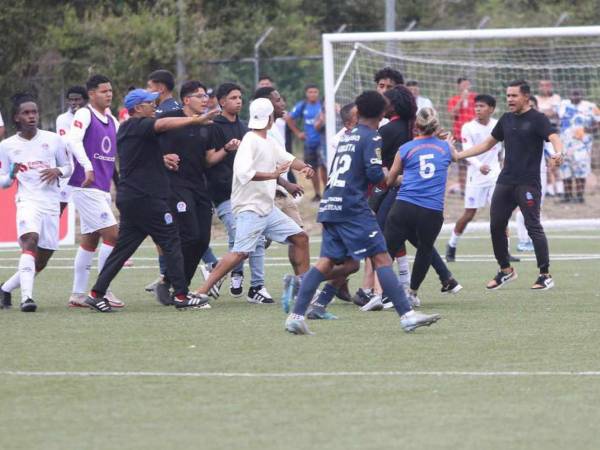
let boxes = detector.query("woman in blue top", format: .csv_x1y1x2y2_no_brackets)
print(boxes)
385,107,456,305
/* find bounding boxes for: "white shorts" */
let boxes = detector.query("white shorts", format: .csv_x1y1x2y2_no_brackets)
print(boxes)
72,188,117,234
16,201,60,250
464,184,494,209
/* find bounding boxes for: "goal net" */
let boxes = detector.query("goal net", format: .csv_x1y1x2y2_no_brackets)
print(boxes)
323,27,600,224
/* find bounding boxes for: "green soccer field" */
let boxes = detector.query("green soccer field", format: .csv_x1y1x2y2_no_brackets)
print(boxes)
1,230,600,450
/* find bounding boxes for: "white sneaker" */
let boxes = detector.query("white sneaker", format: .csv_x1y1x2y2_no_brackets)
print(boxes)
230,273,244,297
247,286,274,304
400,311,441,332
68,293,87,308
105,291,125,308
360,294,383,312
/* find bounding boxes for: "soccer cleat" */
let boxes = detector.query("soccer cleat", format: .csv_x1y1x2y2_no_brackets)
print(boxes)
531,274,554,290
335,279,352,302
84,295,113,313
173,293,211,310
382,296,395,310
441,278,463,295
145,276,162,293
281,274,299,313
407,290,421,308
230,273,244,297
352,288,374,307
68,293,88,308
508,254,521,263
400,311,441,332
517,241,534,252
306,304,338,320
445,244,456,262
20,298,37,312
360,294,383,312
247,286,274,304
154,281,173,306
486,268,518,290
285,317,315,335
105,291,125,308
1,286,12,309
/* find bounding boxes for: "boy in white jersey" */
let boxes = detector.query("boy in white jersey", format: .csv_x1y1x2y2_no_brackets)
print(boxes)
0,94,72,311
67,75,123,308
446,95,502,261
55,85,88,210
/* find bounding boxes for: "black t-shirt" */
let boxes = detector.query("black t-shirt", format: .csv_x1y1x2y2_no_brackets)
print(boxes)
116,117,169,202
158,109,211,198
206,114,248,205
491,109,556,186
379,117,411,169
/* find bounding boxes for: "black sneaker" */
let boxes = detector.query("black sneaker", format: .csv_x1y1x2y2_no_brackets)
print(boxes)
446,244,456,262
531,274,554,290
84,295,113,313
230,273,244,297
247,285,274,304
173,293,211,310
441,278,463,294
352,288,373,307
508,254,521,263
1,286,11,309
486,268,518,290
335,279,352,302
20,298,37,312
154,281,173,306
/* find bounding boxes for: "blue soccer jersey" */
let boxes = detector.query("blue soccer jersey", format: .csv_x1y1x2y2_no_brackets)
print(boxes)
318,124,385,223
396,136,452,211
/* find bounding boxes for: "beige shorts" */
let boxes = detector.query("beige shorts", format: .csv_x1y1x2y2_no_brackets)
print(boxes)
275,193,303,227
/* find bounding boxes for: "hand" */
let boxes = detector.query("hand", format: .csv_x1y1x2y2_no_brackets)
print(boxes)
550,153,564,167
40,168,61,184
193,109,220,125
10,163,26,179
224,139,241,152
296,131,305,141
479,164,491,175
300,164,314,179
272,161,292,179
163,153,180,171
81,170,95,187
285,182,304,197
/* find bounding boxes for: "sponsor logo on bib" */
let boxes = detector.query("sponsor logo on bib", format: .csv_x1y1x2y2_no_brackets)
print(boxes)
164,213,173,225
177,201,187,212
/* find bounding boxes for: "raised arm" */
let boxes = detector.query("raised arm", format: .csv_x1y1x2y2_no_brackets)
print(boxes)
153,110,217,133
454,135,498,161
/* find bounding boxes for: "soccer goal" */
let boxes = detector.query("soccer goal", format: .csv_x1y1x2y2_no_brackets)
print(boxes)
322,26,600,225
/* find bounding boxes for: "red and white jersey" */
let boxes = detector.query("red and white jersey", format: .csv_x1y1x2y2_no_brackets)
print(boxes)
0,129,72,212
56,110,75,139
461,118,502,187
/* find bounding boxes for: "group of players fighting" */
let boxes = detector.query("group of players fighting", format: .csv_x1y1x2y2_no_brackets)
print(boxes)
0,66,563,335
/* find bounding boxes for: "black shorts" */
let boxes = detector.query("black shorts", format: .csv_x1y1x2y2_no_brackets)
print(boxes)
168,187,213,245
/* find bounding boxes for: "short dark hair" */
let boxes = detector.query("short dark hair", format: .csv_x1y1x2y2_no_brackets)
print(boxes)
216,82,242,100
259,75,273,82
457,77,469,84
508,79,531,96
304,83,319,92
374,67,404,85
355,90,386,119
405,80,419,87
474,94,496,108
253,86,276,100
529,96,538,108
180,80,207,100
86,74,111,91
148,69,175,92
66,85,88,100
384,86,417,121
11,92,37,129
339,102,356,124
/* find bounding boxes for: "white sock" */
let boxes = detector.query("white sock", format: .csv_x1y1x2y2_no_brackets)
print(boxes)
556,180,564,195
2,271,21,293
19,253,36,302
547,184,555,196
516,211,528,243
449,230,461,248
97,242,114,273
396,256,410,286
72,246,95,294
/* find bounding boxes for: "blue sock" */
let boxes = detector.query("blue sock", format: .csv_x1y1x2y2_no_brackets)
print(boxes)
202,247,218,265
292,267,325,316
158,255,167,276
315,283,337,308
376,265,411,316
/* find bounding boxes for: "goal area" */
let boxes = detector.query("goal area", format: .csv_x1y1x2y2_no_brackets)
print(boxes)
322,26,600,224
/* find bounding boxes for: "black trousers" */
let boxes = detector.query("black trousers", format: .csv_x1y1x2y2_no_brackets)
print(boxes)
384,200,445,291
490,183,549,272
92,198,188,297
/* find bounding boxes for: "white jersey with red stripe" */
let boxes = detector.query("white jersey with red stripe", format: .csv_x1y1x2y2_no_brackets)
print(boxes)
0,129,72,213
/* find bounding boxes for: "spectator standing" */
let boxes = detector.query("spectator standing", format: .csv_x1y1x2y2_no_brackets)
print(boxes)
406,80,434,111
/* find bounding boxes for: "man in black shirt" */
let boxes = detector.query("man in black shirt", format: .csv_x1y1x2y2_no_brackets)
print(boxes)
455,80,564,291
85,89,212,312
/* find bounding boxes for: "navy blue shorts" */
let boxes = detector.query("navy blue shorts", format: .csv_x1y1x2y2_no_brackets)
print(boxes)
304,142,325,168
320,215,388,262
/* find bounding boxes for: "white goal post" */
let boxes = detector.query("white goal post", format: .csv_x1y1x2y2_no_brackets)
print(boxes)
322,26,600,167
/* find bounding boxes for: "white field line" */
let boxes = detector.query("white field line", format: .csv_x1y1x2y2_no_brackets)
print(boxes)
3,370,600,378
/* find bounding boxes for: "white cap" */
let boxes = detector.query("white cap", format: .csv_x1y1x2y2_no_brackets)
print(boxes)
248,98,274,129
